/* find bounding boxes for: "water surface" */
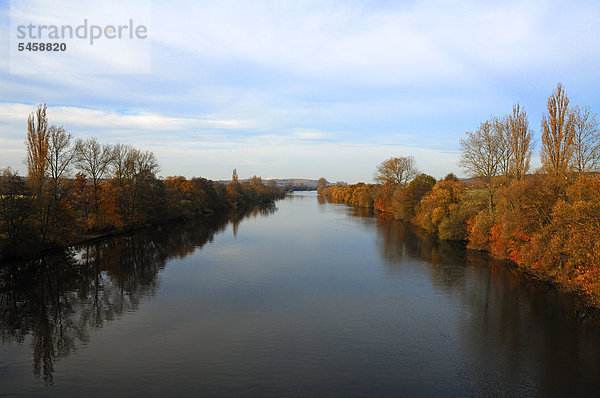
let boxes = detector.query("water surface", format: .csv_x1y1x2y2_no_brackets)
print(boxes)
1,192,600,396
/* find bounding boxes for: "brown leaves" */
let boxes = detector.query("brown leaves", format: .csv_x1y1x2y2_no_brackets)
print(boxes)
26,104,49,192
541,82,576,176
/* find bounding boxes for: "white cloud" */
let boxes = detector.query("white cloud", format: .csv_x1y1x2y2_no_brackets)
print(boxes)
1,1,599,181
151,0,600,86
0,102,261,133
156,140,461,183
0,101,459,182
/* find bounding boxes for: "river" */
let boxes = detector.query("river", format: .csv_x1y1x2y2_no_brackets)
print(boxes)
1,191,600,396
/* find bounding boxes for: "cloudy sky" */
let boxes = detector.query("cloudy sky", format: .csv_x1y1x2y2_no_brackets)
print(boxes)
1,0,600,182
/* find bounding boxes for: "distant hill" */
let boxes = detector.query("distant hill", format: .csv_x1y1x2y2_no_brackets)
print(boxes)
266,178,319,189
217,178,320,190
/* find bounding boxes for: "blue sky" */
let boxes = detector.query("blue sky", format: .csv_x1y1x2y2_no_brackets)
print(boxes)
1,0,600,182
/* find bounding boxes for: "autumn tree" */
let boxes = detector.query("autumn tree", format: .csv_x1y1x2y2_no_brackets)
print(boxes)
459,120,501,210
570,105,600,173
0,168,34,249
507,103,533,180
443,173,459,182
348,183,376,208
69,172,92,224
541,83,575,176
392,173,436,221
25,104,52,241
317,177,328,193
26,104,49,195
251,175,263,186
164,176,206,218
374,156,417,186
227,168,244,208
413,178,466,238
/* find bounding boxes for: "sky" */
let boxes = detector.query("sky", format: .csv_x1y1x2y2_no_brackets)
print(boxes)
1,0,600,183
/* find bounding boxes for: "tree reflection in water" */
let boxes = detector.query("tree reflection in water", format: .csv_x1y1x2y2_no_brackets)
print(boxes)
0,205,276,384
348,206,600,396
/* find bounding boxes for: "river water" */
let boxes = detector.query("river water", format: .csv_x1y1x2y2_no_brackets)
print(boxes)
1,191,600,396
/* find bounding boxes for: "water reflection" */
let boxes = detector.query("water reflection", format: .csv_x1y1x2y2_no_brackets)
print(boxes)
3,194,600,395
347,206,600,396
0,205,276,384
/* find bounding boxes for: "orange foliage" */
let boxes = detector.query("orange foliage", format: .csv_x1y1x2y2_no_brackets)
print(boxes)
373,182,393,213
322,169,600,306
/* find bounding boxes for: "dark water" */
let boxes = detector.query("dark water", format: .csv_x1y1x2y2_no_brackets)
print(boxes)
2,192,600,397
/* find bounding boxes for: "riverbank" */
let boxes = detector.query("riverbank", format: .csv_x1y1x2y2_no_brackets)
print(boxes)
1,108,287,262
0,177,285,262
0,202,278,264
319,174,600,309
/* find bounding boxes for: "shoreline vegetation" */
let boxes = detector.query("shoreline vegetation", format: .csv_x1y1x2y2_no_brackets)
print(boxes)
0,104,285,261
319,83,600,308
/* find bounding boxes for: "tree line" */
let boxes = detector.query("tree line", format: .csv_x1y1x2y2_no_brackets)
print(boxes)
319,83,600,307
0,104,285,259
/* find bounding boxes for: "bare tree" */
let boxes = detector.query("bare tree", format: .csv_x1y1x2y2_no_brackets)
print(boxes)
111,143,133,182
541,83,575,176
374,156,418,186
508,103,533,180
44,125,76,239
127,149,159,178
459,120,501,210
75,137,114,214
570,105,600,173
46,125,75,196
121,148,160,223
493,115,512,178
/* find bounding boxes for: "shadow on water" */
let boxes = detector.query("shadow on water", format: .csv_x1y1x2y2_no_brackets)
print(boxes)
346,205,600,396
0,205,277,385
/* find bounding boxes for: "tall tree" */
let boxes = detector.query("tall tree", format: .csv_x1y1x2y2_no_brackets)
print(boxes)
44,125,76,241
121,148,160,223
317,177,328,193
75,137,113,217
493,115,512,178
26,104,49,195
374,156,417,186
111,143,133,182
227,169,243,208
570,105,600,173
26,104,51,241
541,83,575,176
459,120,501,210
47,125,74,197
508,103,533,180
